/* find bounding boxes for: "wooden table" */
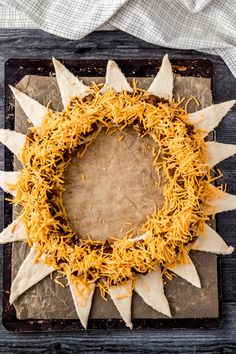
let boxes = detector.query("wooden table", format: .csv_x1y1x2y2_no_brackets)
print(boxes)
0,29,235,354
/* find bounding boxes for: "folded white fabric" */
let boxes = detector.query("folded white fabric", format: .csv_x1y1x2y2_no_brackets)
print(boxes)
0,0,236,78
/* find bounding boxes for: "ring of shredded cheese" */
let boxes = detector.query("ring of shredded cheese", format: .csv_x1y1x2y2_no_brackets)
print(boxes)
14,82,218,295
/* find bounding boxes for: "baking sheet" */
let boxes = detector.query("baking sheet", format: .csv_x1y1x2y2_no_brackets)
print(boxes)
11,73,218,321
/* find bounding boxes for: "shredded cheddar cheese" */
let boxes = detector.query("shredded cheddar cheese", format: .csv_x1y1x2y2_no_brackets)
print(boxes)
13,82,220,296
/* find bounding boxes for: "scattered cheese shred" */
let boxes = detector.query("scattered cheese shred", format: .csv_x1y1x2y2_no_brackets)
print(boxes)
13,83,220,294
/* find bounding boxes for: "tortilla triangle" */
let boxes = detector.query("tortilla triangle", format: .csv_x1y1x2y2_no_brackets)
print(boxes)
207,186,236,214
109,280,133,329
168,254,201,288
0,218,26,244
100,60,133,94
147,54,173,101
0,129,26,160
69,282,95,329
206,141,236,167
53,57,90,108
135,267,171,317
0,170,20,196
10,85,50,127
193,223,233,254
10,247,54,304
189,100,236,138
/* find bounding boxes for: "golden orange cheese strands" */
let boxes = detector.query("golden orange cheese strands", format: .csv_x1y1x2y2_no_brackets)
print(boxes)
13,82,218,295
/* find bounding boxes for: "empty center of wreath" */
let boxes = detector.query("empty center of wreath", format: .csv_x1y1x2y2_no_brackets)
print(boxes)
62,127,165,241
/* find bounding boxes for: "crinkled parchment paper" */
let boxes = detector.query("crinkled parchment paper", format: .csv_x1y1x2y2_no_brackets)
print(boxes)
11,74,218,320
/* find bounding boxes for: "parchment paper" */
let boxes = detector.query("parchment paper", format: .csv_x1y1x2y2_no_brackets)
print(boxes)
12,74,219,320
63,128,164,240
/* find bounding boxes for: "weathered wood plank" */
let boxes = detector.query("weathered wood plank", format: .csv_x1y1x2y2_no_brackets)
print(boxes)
0,28,235,352
0,303,235,353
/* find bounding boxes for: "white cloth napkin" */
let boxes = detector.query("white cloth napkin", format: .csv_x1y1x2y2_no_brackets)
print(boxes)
0,0,236,78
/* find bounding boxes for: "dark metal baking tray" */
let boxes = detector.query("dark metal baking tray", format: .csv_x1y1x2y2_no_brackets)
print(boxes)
2,58,221,332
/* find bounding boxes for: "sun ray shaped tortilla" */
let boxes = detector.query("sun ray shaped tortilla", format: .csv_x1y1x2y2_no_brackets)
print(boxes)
109,280,133,329
0,170,20,196
100,60,133,94
192,223,233,255
168,254,201,288
0,129,26,160
134,267,171,317
147,54,173,101
207,186,236,214
188,100,236,138
10,247,55,304
2,54,235,328
0,218,26,244
9,85,50,127
69,282,95,329
53,57,90,108
206,141,236,167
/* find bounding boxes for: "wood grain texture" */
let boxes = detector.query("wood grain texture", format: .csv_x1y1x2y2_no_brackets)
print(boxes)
0,29,236,353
